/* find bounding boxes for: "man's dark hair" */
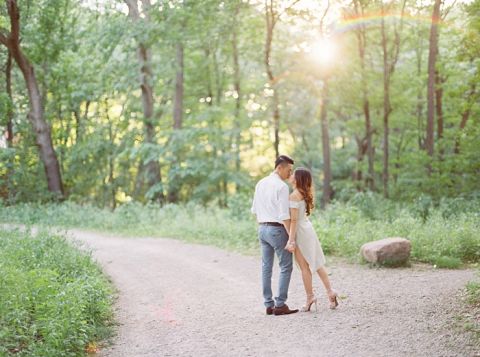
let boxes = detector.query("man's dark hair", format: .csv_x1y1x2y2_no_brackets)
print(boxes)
275,155,294,168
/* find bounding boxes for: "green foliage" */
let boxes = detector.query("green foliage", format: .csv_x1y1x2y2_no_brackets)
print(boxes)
1,195,479,266
465,277,480,341
314,195,480,265
467,280,480,306
0,0,479,207
430,256,463,269
0,201,258,253
0,228,114,356
1,1,478,351
412,194,433,223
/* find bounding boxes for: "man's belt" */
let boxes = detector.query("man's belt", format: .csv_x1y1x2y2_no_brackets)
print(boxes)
259,222,283,227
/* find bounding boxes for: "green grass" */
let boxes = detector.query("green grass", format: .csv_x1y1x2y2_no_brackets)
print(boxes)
0,228,114,356
0,201,259,254
464,280,480,342
0,193,479,266
467,280,480,306
313,203,480,266
430,256,463,269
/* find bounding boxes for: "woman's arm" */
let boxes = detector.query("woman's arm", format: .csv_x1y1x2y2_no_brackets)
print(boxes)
286,206,298,252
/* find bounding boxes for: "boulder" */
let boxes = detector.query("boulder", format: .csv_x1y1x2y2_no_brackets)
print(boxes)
360,237,411,265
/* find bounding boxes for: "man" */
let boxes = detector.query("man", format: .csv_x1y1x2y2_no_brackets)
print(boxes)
251,155,299,316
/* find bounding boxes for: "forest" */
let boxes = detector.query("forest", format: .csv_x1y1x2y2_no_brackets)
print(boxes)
1,1,479,355
0,0,478,208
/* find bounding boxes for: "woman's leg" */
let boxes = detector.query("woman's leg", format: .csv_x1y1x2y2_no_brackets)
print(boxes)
294,248,313,297
316,266,339,308
316,266,333,292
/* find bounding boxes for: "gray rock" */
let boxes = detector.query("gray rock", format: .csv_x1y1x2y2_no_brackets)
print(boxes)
360,237,411,265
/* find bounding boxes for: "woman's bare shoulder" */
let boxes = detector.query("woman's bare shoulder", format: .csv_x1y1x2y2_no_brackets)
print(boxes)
289,190,303,201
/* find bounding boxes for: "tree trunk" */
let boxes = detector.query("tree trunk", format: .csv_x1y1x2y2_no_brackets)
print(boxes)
263,0,301,159
167,42,184,203
104,99,116,210
139,42,165,203
108,124,116,211
0,0,64,197
221,178,228,208
454,83,477,154
364,98,374,190
381,92,390,199
320,79,332,208
353,0,374,191
5,51,13,146
353,135,366,190
393,130,405,184
125,0,164,204
435,69,444,158
232,6,242,191
173,43,184,130
144,118,164,203
4,50,15,201
381,16,391,198
426,0,442,160
265,1,280,159
416,38,425,150
73,100,89,143
272,91,280,158
73,110,81,143
380,1,405,198
134,161,145,198
204,48,214,106
212,49,223,105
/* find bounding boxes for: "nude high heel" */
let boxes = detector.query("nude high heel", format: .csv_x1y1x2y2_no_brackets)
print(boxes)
301,294,317,312
328,290,339,309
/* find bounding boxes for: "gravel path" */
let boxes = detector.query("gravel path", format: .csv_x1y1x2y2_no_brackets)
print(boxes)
67,229,478,357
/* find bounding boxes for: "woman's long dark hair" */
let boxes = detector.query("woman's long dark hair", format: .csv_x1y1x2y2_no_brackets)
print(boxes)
294,167,314,216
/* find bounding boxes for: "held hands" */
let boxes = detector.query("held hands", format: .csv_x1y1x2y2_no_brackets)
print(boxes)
285,240,296,253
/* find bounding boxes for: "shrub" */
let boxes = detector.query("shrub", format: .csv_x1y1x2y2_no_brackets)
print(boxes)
430,256,463,269
467,280,480,306
0,195,479,265
0,229,113,356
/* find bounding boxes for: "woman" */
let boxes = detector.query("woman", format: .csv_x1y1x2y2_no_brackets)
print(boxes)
285,167,339,312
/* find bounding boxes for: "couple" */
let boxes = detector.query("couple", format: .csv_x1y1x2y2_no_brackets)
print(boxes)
251,155,338,315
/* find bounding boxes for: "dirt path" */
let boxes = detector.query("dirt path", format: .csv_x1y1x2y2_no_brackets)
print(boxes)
67,229,478,357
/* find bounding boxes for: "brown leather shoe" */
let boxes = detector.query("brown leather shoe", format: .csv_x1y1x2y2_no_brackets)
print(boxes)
266,306,274,315
273,304,299,315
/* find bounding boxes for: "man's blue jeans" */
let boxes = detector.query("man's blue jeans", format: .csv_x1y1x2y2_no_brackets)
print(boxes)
258,225,293,308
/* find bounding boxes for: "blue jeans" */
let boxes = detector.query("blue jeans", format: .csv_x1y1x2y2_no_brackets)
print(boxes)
258,225,293,308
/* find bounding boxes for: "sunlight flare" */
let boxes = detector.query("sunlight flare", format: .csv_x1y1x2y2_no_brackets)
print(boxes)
309,38,337,65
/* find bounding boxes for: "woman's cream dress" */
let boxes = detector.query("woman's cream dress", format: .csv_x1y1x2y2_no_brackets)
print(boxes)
290,200,326,272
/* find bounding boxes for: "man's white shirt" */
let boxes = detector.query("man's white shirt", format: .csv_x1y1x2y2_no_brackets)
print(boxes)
251,172,290,223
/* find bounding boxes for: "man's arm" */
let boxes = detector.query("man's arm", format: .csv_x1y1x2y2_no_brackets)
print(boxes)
251,184,257,215
278,184,290,232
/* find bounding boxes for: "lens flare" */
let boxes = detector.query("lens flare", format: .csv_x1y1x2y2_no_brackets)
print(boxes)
309,38,336,65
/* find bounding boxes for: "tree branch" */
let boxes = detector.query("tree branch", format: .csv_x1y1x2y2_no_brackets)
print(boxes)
442,0,456,20
319,0,330,32
275,0,302,22
390,0,407,75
